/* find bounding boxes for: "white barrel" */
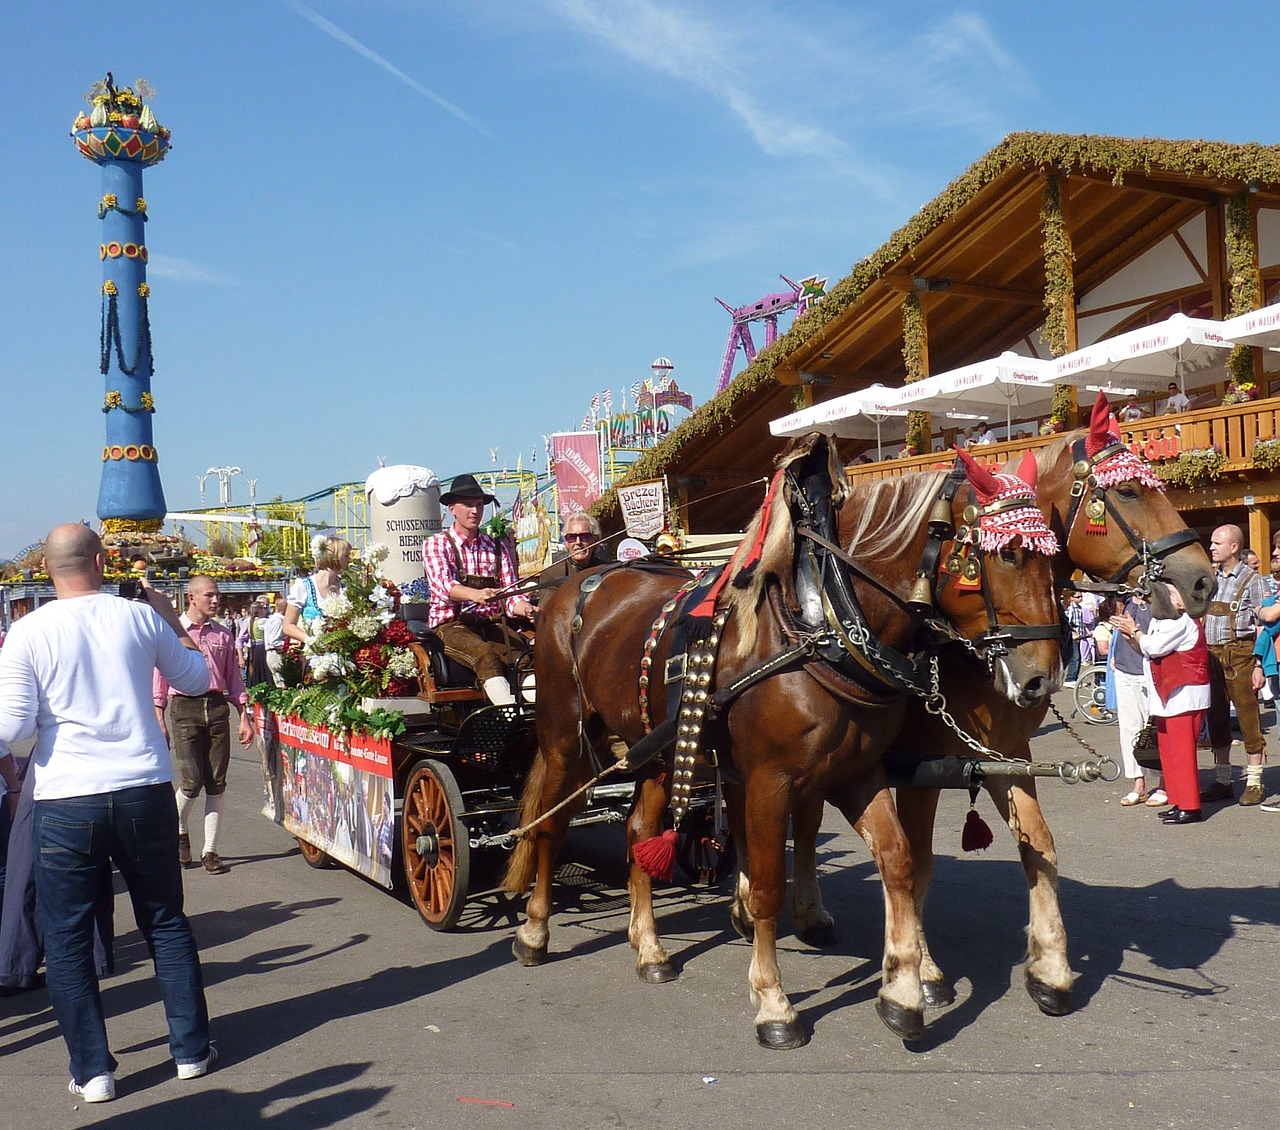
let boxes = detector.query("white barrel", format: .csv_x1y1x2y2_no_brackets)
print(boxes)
364,465,441,587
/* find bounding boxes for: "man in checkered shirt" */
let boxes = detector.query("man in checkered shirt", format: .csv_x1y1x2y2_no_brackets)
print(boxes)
1203,524,1280,806
421,474,535,706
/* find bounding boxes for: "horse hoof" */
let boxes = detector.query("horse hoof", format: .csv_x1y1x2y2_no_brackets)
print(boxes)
512,936,547,967
921,979,955,1008
637,961,678,984
875,998,925,1041
755,1020,809,1050
795,922,837,948
1026,974,1072,1016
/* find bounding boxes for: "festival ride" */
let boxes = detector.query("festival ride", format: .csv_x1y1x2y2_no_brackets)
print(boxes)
772,394,1214,1022
502,433,1070,1048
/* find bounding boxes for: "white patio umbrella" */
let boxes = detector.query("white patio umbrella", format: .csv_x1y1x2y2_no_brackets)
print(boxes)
1044,312,1231,396
1221,301,1280,349
769,383,907,460
881,352,1056,438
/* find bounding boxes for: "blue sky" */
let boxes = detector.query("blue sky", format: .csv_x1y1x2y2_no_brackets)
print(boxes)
3,0,1279,557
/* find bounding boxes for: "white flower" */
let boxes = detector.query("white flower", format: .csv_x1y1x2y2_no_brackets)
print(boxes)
348,613,380,641
308,652,353,679
366,542,390,565
320,592,353,618
369,585,394,611
311,534,328,561
387,648,418,679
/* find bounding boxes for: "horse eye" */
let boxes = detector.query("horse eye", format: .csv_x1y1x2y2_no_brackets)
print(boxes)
999,548,1019,565
1116,485,1140,500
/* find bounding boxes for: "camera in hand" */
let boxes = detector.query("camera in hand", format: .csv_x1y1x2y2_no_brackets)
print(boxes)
118,580,142,600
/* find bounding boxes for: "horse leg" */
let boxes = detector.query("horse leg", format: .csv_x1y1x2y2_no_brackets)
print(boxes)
832,785,925,1040
510,741,584,967
724,781,755,941
984,774,1074,1015
790,797,836,946
895,786,953,1006
626,772,676,983
744,782,807,1049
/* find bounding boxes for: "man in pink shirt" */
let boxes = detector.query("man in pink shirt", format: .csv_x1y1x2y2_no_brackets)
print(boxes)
154,576,254,874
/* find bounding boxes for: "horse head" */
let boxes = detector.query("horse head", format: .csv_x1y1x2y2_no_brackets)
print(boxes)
942,448,1063,706
1038,391,1213,618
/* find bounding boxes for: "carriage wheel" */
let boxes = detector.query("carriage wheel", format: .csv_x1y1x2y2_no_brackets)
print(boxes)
297,837,335,869
401,759,471,931
1073,664,1116,725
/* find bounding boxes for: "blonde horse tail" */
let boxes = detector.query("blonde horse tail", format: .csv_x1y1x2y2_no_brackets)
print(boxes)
500,752,546,894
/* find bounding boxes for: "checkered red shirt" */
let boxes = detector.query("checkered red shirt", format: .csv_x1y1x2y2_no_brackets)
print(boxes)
421,526,521,629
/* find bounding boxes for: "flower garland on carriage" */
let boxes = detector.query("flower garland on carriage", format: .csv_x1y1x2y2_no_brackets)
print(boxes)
248,540,419,740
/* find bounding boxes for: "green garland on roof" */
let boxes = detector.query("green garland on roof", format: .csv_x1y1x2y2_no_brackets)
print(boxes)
901,294,929,454
1041,176,1073,358
1226,192,1262,383
596,131,1280,519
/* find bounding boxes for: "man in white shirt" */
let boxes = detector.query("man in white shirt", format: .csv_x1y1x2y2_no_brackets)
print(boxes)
0,524,218,1102
971,421,997,445
1164,381,1191,414
262,594,288,687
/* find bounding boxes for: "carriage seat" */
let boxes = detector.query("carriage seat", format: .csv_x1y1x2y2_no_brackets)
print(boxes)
400,611,487,704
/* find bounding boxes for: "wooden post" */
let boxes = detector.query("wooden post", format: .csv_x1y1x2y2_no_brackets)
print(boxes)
1248,506,1270,572
1206,199,1228,320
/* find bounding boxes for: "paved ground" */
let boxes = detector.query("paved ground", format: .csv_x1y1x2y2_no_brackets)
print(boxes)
2,690,1278,1129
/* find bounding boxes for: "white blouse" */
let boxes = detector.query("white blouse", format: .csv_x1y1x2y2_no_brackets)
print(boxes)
1137,613,1211,717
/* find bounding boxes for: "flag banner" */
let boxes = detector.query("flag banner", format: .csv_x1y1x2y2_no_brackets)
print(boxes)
617,478,667,539
550,431,603,515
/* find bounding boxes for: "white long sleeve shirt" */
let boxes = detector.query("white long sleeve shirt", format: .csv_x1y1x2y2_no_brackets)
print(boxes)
0,592,209,800
1137,613,1211,718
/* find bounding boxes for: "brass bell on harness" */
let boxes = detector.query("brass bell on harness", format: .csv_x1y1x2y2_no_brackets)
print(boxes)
906,571,934,614
927,496,955,536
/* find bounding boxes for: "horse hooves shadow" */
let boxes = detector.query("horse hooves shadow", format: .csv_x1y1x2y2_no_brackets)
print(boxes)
511,936,547,967
1026,974,1073,1016
756,1020,809,1049
875,997,925,1041
795,922,838,948
922,979,956,1008
637,961,678,984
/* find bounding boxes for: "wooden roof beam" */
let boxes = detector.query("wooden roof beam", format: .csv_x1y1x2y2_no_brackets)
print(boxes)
1064,167,1220,206
884,273,1041,305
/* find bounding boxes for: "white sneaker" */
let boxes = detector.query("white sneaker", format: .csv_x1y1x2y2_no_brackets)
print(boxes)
68,1072,116,1103
1260,795,1280,812
177,1043,218,1080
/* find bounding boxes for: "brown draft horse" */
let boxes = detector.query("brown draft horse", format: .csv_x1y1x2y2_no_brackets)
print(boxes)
773,394,1215,1019
503,433,1064,1048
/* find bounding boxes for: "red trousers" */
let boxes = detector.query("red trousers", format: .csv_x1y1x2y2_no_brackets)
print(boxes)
1156,710,1203,813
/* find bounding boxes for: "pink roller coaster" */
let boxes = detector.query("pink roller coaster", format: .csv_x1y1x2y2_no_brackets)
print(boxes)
715,273,826,394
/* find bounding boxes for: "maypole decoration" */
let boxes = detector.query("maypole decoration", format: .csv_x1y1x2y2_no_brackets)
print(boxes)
72,73,171,536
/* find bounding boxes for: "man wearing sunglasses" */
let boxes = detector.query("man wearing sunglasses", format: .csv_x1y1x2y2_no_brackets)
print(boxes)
536,512,610,602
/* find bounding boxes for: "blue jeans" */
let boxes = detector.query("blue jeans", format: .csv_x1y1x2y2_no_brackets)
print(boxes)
33,783,210,1084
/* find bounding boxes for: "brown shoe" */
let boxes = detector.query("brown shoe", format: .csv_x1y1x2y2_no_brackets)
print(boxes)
1199,781,1234,803
178,833,193,867
201,851,229,874
1239,784,1265,806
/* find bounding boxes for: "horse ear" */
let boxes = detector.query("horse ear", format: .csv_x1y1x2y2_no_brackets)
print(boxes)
1016,449,1038,490
954,446,1001,503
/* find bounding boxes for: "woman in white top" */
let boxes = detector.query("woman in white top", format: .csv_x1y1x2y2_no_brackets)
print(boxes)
283,536,351,645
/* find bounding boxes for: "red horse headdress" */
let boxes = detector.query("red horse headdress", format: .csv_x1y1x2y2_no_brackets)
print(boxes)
954,448,1059,556
1084,392,1164,491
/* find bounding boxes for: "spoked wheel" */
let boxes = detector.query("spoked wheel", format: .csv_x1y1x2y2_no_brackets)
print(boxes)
401,759,471,930
297,837,335,869
1073,664,1116,725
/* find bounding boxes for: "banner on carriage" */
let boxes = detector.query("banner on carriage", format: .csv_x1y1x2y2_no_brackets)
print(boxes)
257,706,397,888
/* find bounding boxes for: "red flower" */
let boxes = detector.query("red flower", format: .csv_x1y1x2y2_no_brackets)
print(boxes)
384,676,413,697
354,644,386,670
379,619,414,646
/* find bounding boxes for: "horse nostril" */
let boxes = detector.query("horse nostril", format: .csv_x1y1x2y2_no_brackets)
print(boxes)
1022,676,1047,704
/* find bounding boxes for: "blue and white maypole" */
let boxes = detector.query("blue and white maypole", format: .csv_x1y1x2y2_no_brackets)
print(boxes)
71,74,171,535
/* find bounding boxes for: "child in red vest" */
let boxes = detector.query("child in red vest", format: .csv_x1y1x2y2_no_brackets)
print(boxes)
1113,584,1210,825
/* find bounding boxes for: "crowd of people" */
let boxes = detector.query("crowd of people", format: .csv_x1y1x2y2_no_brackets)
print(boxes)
1066,522,1280,824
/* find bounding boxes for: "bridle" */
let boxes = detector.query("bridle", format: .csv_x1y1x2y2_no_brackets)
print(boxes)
1061,438,1199,597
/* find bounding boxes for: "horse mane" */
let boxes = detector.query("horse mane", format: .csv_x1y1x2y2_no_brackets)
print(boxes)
839,470,948,560
719,434,851,663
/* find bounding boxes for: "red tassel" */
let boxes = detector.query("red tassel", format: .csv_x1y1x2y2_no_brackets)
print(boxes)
961,807,994,852
632,828,678,881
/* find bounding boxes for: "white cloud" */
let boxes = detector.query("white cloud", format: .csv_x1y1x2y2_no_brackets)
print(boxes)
286,0,500,141
146,255,240,286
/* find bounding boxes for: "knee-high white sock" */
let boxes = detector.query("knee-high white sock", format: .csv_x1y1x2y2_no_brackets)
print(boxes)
482,676,515,706
176,788,198,835
204,792,226,855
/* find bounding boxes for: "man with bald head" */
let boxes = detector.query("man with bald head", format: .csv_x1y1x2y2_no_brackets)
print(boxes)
0,524,217,1101
154,574,255,875
1204,523,1280,806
